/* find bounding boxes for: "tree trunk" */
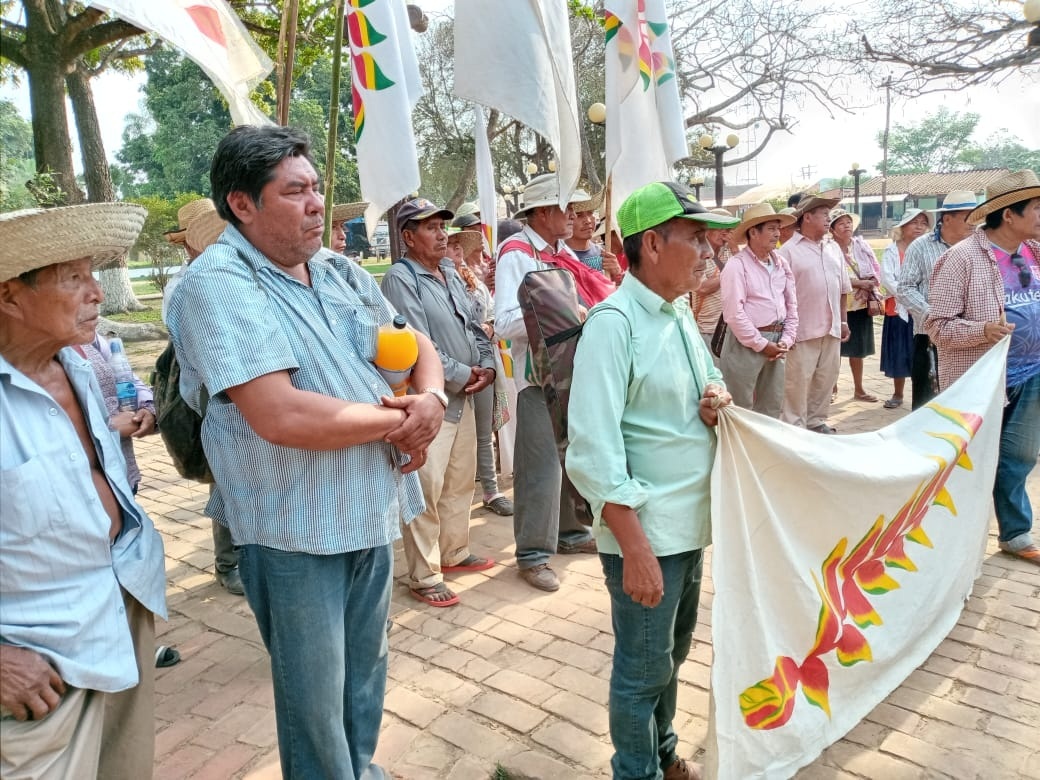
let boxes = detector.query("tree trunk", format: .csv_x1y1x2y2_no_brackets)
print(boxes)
67,61,143,313
445,155,476,214
24,51,81,202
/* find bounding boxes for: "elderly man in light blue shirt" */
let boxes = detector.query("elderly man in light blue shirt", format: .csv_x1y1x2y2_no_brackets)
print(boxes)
567,182,731,780
168,126,446,780
0,203,167,780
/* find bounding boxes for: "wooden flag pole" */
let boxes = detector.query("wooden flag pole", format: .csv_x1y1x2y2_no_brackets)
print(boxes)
602,174,613,253
323,0,347,246
276,0,301,126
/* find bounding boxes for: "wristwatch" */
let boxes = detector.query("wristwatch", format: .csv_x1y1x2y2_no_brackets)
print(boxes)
423,387,449,408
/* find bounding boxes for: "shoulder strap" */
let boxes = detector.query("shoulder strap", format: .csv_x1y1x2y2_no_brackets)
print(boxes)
399,257,423,301
499,237,538,259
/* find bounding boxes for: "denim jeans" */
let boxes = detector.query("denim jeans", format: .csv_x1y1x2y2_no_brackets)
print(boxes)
514,387,592,568
994,372,1040,550
237,543,392,780
601,550,704,780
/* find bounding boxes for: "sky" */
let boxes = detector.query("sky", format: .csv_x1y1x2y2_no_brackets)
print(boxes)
3,0,1038,191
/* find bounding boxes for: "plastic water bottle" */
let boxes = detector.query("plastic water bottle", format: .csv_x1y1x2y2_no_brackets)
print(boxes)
374,315,418,396
108,337,138,412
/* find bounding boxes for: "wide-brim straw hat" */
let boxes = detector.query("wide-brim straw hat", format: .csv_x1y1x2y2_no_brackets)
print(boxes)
794,194,840,217
828,207,862,234
447,228,484,256
331,201,368,223
966,170,1040,225
895,207,931,230
165,197,218,244
572,189,605,214
514,173,590,217
0,203,147,282
733,202,796,243
928,189,978,214
699,207,741,229
185,207,227,253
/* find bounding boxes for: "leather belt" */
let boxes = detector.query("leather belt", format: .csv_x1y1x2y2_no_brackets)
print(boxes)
757,322,785,333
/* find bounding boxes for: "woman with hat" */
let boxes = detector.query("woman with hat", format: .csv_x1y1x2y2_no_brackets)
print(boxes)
925,169,1040,566
878,208,931,409
829,208,882,403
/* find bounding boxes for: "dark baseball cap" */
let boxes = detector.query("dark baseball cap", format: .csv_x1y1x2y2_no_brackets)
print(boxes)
397,198,453,225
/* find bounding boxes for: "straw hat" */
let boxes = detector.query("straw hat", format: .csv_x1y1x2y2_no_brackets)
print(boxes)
455,201,479,217
514,174,590,217
165,198,218,244
572,189,605,214
895,207,931,230
700,207,741,229
447,228,483,256
966,170,1040,225
733,202,796,243
794,193,840,217
828,207,862,234
331,201,368,223
929,190,978,214
185,204,227,253
0,203,147,282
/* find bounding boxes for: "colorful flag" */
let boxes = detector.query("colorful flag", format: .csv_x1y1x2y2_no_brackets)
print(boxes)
88,0,272,126
454,0,581,207
346,0,422,234
603,0,688,222
707,340,1008,778
472,105,498,255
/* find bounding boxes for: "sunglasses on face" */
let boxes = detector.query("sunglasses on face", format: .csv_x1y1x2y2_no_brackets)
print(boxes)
1009,253,1034,289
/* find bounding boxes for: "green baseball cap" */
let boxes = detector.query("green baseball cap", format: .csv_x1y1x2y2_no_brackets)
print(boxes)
617,181,722,238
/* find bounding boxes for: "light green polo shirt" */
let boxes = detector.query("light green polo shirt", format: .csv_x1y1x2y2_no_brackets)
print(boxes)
566,273,723,557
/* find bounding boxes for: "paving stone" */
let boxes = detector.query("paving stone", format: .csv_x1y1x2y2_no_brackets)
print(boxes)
485,669,558,706
541,690,610,736
546,665,609,706
429,712,519,761
498,749,583,780
383,686,446,728
531,720,613,770
469,691,548,734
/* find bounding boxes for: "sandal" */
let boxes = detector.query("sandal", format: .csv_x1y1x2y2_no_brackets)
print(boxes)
999,544,1040,567
155,645,181,668
442,554,495,573
409,583,460,607
854,393,879,402
883,397,903,409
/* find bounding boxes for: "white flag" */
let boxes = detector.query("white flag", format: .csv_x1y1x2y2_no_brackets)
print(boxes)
603,0,688,220
454,0,581,208
472,106,497,255
347,0,423,235
88,0,271,127
708,339,1008,779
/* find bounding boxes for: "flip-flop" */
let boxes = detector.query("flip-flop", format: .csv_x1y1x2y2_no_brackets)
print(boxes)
854,393,879,403
409,583,460,607
155,645,181,668
883,398,903,409
1000,545,1040,567
442,554,495,573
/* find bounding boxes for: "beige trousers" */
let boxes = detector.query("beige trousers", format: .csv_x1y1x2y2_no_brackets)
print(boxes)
782,335,841,429
401,400,478,589
0,591,155,780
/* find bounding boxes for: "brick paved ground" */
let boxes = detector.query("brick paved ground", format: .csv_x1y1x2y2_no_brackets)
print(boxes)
124,337,1039,780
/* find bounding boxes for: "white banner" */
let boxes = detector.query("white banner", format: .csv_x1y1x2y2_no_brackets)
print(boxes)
454,0,581,207
708,339,1008,779
603,0,688,221
88,0,272,127
347,0,423,235
472,105,498,255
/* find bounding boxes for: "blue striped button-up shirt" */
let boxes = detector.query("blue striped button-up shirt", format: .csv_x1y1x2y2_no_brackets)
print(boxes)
1,351,167,693
167,225,424,555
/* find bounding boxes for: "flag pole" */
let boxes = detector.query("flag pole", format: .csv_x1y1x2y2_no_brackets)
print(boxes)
276,0,301,125
603,174,613,254
323,0,347,245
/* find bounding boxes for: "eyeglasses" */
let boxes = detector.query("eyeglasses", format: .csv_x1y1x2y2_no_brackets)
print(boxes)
1009,253,1033,289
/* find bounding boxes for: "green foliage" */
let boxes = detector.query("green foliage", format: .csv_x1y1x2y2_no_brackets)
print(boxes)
955,130,1040,172
127,193,200,280
0,98,35,208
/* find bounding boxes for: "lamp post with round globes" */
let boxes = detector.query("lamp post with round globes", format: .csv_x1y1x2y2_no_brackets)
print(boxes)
502,183,525,215
848,163,864,219
1026,0,1040,46
699,132,739,207
690,175,705,201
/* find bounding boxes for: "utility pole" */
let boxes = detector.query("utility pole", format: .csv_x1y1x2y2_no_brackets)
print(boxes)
880,78,892,233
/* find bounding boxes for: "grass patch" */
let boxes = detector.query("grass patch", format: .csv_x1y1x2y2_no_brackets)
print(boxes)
106,305,165,326
131,279,161,296
490,765,515,780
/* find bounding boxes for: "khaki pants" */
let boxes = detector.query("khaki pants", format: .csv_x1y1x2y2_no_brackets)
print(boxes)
782,335,840,429
718,330,785,418
1,591,155,780
401,401,478,589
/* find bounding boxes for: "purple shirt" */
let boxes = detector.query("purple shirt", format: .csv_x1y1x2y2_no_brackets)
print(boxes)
720,246,799,351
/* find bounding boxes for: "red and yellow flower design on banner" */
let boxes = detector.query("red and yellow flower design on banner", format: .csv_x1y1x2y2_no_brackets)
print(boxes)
603,1,675,89
348,0,395,141
739,403,984,731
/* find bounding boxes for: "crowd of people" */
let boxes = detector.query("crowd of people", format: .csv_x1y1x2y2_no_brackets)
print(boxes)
0,119,1036,780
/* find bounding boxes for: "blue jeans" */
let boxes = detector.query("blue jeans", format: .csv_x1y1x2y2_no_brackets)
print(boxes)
514,387,592,568
994,372,1040,549
237,543,392,780
601,550,703,780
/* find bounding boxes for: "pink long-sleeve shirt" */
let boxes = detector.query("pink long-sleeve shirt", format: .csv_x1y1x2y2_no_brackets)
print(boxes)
720,246,799,352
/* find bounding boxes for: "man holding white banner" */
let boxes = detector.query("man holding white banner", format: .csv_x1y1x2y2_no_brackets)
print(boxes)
568,182,730,780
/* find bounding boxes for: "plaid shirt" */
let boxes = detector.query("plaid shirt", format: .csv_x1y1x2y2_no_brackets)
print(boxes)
896,233,951,336
692,244,732,333
924,229,1040,390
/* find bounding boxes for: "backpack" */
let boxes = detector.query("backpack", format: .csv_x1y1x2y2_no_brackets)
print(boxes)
150,340,213,483
517,268,624,527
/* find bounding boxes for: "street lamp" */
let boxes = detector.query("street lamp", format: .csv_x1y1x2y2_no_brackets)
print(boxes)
587,102,606,125
1026,0,1040,46
698,132,739,207
503,183,525,215
848,162,864,218
526,160,556,177
690,175,705,201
